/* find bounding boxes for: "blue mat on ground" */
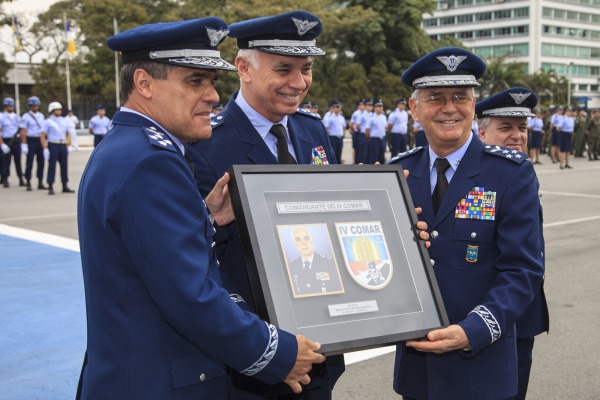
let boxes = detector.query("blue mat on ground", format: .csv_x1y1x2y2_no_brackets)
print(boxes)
0,235,86,400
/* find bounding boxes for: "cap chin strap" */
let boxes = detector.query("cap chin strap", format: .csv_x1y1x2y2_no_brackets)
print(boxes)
412,74,477,86
249,39,316,48
149,49,221,60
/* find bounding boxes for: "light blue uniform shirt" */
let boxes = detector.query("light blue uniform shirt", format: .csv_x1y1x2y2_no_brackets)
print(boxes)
428,132,473,195
19,111,45,137
388,108,408,134
365,113,388,138
550,113,564,128
235,90,297,162
42,115,69,141
528,117,544,131
1,112,21,139
350,109,363,132
323,112,346,138
559,116,575,133
358,111,372,133
89,115,112,135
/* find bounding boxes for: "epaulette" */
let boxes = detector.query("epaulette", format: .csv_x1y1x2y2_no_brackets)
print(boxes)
296,107,322,119
210,114,226,129
144,125,177,153
483,145,528,164
388,146,425,164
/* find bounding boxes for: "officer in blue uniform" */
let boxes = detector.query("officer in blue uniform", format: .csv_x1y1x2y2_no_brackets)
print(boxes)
323,99,346,163
365,98,387,163
388,47,544,400
19,96,47,191
387,98,409,156
77,17,326,400
349,99,365,163
0,97,24,188
528,108,545,164
355,98,373,164
188,11,344,400
41,102,74,195
88,104,112,147
475,88,550,400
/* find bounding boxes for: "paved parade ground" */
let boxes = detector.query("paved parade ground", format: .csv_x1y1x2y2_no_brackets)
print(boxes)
1,136,599,399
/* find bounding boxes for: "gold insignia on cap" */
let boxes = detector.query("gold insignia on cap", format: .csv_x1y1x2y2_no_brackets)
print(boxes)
509,92,531,105
436,55,467,73
206,27,229,47
292,18,318,36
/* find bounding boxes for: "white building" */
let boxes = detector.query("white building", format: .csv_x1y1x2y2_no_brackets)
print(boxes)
422,0,600,108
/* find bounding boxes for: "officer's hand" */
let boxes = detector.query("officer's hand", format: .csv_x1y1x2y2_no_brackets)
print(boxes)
284,335,326,394
67,146,74,153
0,143,9,154
21,143,28,155
406,324,470,354
403,170,431,248
205,172,235,226
43,148,50,160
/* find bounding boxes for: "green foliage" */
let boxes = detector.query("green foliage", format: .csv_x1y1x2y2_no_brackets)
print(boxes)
479,55,527,97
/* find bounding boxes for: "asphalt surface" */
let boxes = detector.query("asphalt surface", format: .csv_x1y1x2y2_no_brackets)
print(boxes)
1,135,599,399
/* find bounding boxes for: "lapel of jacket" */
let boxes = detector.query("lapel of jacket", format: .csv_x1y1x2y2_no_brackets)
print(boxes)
227,94,278,165
287,114,314,165
406,151,437,226
433,135,483,226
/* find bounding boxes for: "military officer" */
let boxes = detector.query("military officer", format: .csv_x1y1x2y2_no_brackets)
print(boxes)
475,88,550,400
323,99,346,163
186,11,343,400
88,104,112,147
77,17,325,400
528,108,545,164
355,99,373,163
558,106,575,169
349,99,365,163
365,99,387,163
0,97,24,188
19,96,47,191
387,98,409,156
549,105,564,163
389,47,544,400
40,102,74,195
586,109,600,160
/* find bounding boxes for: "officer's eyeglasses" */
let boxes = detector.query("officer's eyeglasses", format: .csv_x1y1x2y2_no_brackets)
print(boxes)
420,94,472,107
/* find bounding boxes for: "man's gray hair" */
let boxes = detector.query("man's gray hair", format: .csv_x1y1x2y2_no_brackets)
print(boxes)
237,49,260,69
477,117,491,130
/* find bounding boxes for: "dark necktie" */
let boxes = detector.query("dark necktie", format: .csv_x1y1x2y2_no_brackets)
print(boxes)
270,124,297,164
183,147,194,176
432,158,451,215
304,260,311,271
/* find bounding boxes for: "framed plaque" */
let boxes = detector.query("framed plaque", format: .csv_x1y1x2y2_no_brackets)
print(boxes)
228,164,448,355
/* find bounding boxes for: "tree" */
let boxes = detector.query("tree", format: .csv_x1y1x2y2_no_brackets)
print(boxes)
479,55,527,98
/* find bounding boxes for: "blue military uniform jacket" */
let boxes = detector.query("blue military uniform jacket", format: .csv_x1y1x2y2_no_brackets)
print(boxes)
77,111,298,400
188,92,344,398
388,134,544,400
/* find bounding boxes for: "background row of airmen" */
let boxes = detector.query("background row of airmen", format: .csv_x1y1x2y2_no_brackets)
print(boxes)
302,97,600,166
0,97,112,194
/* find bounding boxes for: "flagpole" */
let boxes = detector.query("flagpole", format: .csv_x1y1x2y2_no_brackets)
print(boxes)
12,16,20,115
63,14,72,110
113,17,121,109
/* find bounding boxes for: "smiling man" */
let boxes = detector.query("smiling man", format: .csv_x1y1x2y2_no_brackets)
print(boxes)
187,10,343,400
77,18,326,400
388,48,544,400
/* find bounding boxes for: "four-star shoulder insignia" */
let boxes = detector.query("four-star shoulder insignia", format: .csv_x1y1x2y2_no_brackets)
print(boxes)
145,126,177,152
296,107,321,119
484,145,528,164
388,146,425,164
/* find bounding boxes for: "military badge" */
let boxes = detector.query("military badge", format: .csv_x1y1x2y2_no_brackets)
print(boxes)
436,55,467,73
316,272,331,281
456,187,496,220
335,221,393,290
509,92,531,105
311,146,329,165
292,17,319,36
466,245,479,262
206,27,229,47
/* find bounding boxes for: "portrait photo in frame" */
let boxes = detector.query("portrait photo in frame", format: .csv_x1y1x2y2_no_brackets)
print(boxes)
228,164,449,355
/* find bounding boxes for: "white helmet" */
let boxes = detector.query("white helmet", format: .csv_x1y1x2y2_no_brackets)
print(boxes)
48,101,63,113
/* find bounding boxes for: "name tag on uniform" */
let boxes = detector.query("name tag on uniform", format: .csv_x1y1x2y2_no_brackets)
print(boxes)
456,187,496,220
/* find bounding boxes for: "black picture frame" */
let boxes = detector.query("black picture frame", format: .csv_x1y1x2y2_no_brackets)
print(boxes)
228,164,448,355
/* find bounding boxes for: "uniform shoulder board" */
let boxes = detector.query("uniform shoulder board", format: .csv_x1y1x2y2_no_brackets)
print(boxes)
144,125,177,153
483,145,528,164
388,146,425,164
296,107,322,120
210,114,226,129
